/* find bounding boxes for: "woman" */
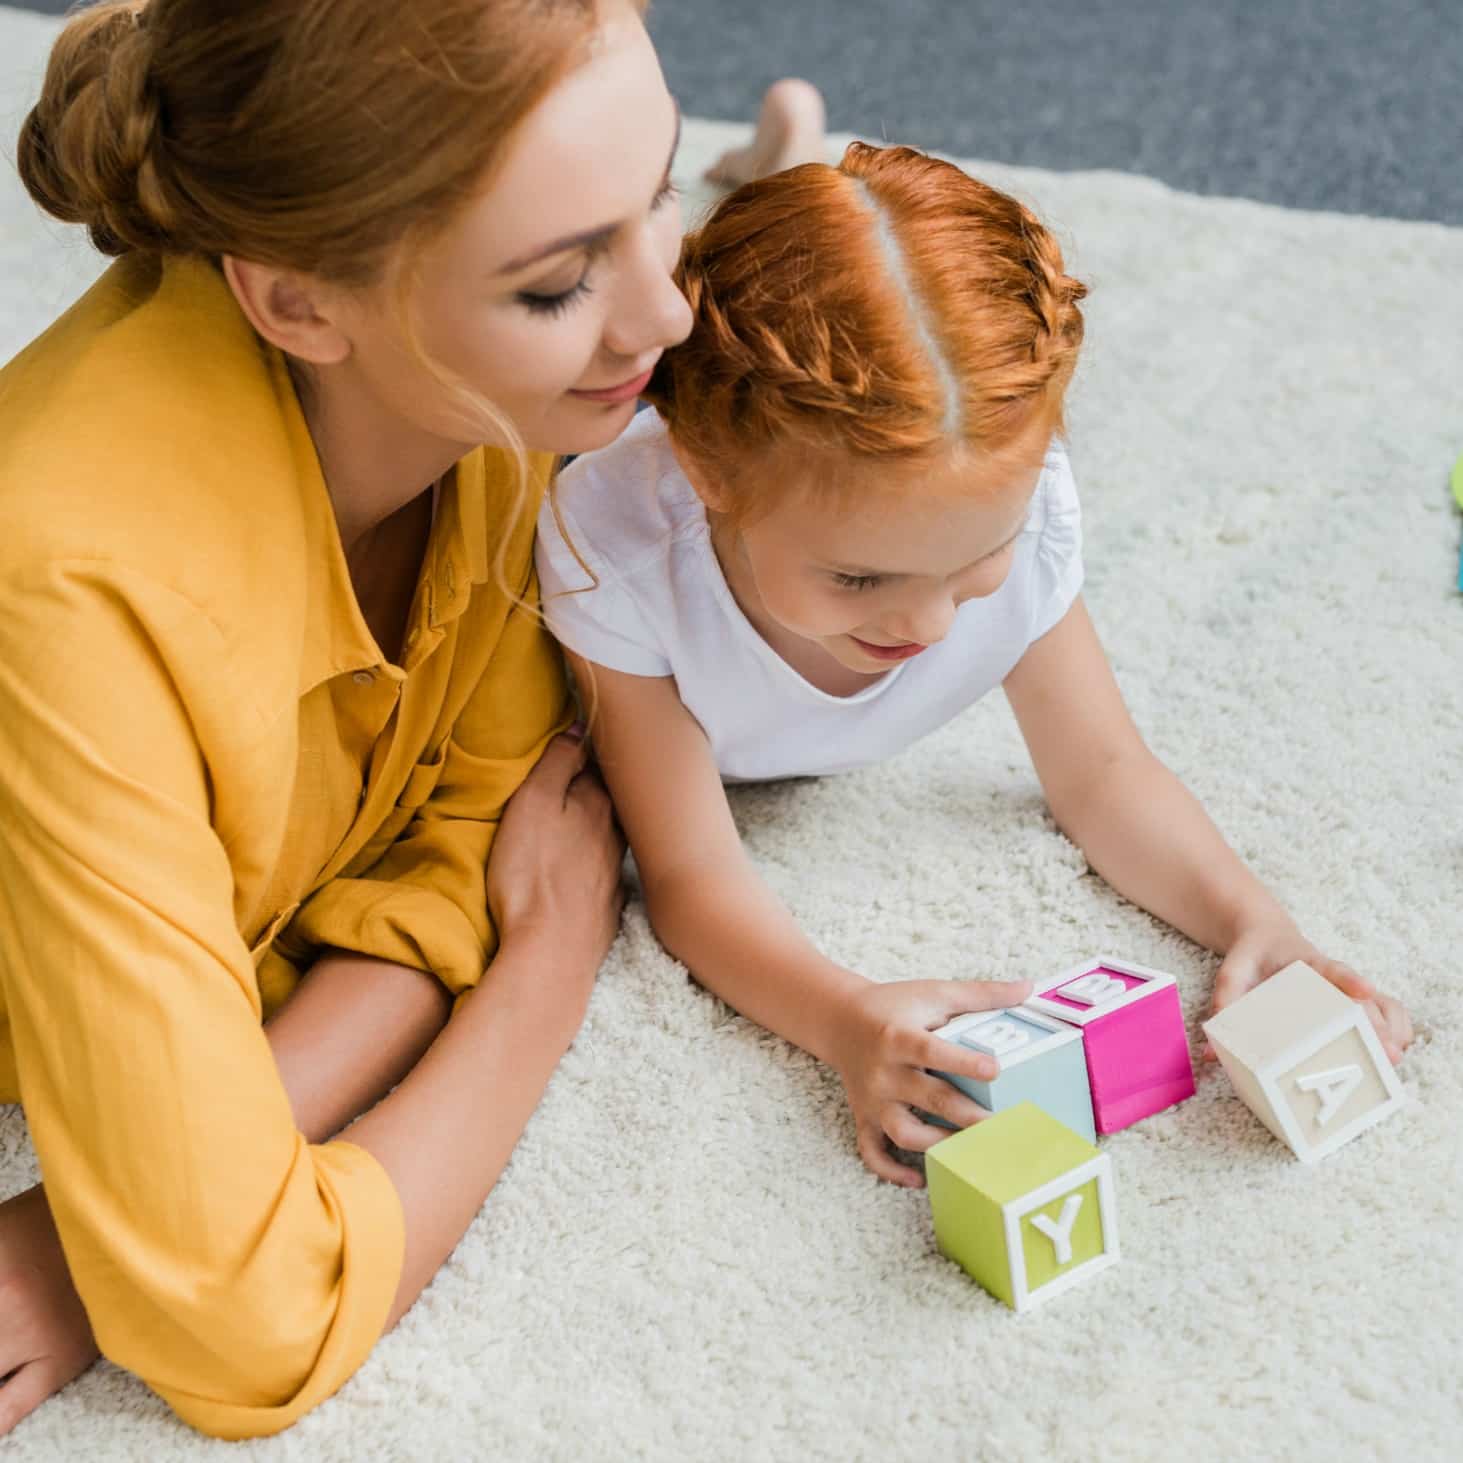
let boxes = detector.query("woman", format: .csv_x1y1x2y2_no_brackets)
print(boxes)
0,0,688,1439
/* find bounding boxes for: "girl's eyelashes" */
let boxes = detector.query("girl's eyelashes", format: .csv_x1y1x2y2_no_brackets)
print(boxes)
517,274,595,319
832,571,883,592
652,178,679,210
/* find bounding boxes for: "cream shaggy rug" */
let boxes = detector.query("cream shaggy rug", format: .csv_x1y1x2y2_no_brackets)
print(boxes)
2,8,1460,1460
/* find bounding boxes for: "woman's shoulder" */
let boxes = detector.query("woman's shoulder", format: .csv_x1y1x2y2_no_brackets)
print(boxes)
0,256,317,657
1,258,316,599
543,409,704,579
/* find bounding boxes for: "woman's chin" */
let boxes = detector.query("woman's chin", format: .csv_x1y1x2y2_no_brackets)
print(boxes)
537,395,645,457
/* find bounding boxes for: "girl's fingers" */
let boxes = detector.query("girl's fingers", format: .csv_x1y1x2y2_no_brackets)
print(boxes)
915,1031,999,1084
883,1104,960,1156
1366,994,1413,1065
1315,958,1376,1004
855,1121,923,1188
907,1072,993,1131
945,978,1032,1017
1210,950,1260,1013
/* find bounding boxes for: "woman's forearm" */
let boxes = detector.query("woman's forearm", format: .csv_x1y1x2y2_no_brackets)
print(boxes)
340,931,591,1330
645,860,867,1065
265,950,454,1143
1052,749,1292,954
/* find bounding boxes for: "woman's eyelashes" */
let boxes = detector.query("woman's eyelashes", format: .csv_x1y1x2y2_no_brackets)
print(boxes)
517,273,594,318
516,182,678,318
832,572,882,592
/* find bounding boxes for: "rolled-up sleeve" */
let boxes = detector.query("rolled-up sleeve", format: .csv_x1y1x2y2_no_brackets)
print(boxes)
287,560,573,994
0,563,404,1440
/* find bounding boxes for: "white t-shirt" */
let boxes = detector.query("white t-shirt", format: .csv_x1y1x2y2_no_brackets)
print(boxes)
535,410,1084,782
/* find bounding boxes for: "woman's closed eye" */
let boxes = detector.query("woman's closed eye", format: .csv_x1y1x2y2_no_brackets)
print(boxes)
832,571,883,592
516,180,678,319
517,272,594,318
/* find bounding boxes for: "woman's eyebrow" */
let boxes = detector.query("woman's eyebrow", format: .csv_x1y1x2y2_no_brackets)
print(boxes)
495,101,683,276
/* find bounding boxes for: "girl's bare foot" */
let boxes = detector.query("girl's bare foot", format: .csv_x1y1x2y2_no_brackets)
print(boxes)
704,78,828,187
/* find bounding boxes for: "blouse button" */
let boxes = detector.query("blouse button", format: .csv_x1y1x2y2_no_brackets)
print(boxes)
352,670,375,686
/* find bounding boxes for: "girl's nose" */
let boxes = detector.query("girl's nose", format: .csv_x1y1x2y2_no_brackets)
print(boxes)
887,592,957,647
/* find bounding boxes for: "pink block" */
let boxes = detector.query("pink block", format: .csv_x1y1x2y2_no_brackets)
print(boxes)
1029,962,1196,1134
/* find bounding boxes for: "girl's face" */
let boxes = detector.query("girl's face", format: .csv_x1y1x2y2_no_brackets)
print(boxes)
337,0,691,457
717,447,1048,675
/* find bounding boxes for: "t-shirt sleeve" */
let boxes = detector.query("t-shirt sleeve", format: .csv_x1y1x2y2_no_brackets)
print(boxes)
1027,440,1085,642
534,479,672,677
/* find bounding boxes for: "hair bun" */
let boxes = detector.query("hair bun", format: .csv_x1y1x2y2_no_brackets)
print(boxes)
18,2,174,257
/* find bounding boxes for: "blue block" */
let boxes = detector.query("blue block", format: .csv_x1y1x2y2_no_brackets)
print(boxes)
930,1007,1097,1143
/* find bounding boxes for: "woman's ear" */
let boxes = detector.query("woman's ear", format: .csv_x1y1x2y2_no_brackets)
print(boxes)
222,256,353,366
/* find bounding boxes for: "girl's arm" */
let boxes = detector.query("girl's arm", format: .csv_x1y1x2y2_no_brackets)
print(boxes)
1003,597,1412,1059
573,653,1028,1185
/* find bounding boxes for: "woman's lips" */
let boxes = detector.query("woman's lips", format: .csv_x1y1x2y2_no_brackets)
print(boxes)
568,367,655,405
850,635,928,662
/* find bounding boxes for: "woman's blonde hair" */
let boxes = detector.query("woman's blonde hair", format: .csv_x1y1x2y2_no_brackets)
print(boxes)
18,0,643,583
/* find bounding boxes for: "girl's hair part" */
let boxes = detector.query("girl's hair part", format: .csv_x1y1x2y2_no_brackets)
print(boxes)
644,141,1089,521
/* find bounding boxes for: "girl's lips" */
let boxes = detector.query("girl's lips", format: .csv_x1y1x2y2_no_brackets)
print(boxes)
850,635,928,662
568,367,655,405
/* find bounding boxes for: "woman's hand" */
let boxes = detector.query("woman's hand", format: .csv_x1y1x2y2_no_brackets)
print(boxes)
828,977,1034,1188
0,1184,98,1437
486,726,627,1012
1209,920,1414,1064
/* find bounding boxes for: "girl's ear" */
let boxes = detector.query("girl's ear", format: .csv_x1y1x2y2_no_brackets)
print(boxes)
670,443,732,512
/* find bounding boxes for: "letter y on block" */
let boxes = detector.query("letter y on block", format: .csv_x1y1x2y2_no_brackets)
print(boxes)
1030,1192,1083,1267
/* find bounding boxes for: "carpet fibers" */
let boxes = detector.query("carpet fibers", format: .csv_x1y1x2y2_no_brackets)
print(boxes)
1,9,1460,1460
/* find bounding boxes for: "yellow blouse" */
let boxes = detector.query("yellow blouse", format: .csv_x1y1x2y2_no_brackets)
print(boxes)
0,254,572,1437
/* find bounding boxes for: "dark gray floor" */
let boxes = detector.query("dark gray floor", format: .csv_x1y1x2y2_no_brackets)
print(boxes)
13,0,1461,223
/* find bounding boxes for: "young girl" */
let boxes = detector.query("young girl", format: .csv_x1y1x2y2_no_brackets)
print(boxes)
536,142,1414,1187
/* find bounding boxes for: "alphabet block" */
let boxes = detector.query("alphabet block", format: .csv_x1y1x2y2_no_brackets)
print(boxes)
927,1102,1119,1312
1025,956,1196,1134
931,1007,1096,1142
1201,961,1405,1163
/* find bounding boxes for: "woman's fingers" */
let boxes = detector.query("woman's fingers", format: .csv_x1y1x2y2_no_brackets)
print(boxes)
524,725,591,803
0,1361,63,1438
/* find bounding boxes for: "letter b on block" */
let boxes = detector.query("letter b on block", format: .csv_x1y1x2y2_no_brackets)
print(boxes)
1058,971,1127,1008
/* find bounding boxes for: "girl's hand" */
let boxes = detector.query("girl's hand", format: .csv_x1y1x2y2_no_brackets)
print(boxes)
486,727,627,1009
829,978,1034,1188
1209,921,1414,1065
0,1184,98,1437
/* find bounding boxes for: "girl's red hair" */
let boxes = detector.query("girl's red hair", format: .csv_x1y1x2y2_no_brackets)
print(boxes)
645,141,1087,517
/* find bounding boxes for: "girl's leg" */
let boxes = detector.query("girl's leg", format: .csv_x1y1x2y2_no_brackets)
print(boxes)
705,78,828,187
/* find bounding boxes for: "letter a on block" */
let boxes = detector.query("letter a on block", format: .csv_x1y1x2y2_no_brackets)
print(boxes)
1059,971,1126,1008
1029,1193,1083,1267
1295,1064,1363,1128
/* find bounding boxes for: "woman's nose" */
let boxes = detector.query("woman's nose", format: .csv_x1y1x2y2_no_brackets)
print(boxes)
601,230,693,362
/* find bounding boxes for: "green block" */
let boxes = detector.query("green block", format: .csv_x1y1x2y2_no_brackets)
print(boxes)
927,1102,1120,1312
